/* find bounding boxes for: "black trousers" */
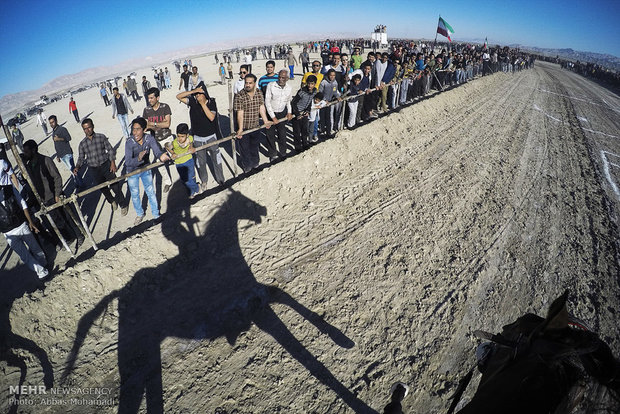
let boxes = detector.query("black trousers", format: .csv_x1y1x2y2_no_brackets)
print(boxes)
264,110,289,157
90,160,124,206
237,130,261,172
291,116,309,150
44,201,83,243
130,90,140,101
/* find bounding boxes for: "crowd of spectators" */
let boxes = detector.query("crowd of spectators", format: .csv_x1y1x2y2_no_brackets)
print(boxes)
2,38,535,277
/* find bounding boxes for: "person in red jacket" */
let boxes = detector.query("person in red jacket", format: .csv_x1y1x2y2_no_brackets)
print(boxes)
69,97,79,123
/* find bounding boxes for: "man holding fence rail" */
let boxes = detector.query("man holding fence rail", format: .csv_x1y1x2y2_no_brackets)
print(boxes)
124,117,170,225
22,140,85,250
264,69,293,162
290,75,317,151
73,118,128,215
233,74,271,173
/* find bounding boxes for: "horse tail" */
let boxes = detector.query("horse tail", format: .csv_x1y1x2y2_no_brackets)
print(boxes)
60,290,120,384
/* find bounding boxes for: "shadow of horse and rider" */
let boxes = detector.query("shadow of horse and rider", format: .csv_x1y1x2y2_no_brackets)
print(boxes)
62,186,376,413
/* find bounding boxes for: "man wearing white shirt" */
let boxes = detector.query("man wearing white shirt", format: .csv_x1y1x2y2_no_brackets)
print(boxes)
0,169,48,278
244,51,253,74
233,65,249,95
0,159,20,189
188,66,205,90
264,70,293,161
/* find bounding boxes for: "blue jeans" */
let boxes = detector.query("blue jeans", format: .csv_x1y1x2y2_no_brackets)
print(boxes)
60,153,83,188
117,113,131,138
175,157,199,195
128,170,159,217
289,65,295,79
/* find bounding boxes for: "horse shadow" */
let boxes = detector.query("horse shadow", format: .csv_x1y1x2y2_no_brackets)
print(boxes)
62,185,375,413
0,273,54,414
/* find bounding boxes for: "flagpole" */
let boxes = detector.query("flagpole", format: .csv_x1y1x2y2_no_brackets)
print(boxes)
433,15,439,53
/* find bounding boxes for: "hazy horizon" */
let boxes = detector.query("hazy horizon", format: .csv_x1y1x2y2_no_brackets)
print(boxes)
1,0,618,101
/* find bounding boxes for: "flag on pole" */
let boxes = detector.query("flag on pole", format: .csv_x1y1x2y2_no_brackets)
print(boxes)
437,17,454,42
484,37,488,49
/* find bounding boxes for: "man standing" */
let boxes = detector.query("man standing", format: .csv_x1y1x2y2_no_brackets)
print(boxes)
10,124,24,151
318,69,342,137
258,60,279,96
227,61,234,80
264,70,293,161
36,110,49,135
179,64,191,91
286,49,297,79
243,50,253,74
73,118,128,214
164,67,172,89
22,140,84,249
68,97,79,122
219,63,226,84
111,87,134,139
290,75,317,151
0,175,48,279
176,83,226,189
233,65,249,95
141,76,151,104
143,87,173,192
302,60,324,88
233,74,271,173
359,63,377,120
376,53,396,113
49,115,83,190
100,84,110,106
188,66,204,90
127,75,140,102
299,48,310,74
124,117,170,225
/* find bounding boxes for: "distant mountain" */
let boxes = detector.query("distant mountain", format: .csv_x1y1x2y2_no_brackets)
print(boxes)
452,37,619,72
511,46,619,71
0,32,358,119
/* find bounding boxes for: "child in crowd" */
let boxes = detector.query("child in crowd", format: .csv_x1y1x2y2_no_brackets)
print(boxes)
168,123,200,199
219,63,226,84
308,92,326,143
345,74,363,128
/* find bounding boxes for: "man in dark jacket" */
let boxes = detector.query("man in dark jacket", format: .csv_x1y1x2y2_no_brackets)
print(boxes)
22,140,84,249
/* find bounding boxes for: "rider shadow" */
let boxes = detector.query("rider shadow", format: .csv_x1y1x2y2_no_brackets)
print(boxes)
62,185,375,413
0,273,54,414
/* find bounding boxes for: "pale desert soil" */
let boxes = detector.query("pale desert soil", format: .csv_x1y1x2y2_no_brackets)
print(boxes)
1,60,619,413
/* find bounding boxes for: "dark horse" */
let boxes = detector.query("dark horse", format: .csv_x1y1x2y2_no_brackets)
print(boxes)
449,290,620,414
62,187,376,413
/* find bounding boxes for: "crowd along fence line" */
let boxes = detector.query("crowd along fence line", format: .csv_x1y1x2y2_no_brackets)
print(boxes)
2,62,499,258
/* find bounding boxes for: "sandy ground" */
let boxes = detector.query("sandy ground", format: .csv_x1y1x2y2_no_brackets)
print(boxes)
1,56,620,413
1,46,312,272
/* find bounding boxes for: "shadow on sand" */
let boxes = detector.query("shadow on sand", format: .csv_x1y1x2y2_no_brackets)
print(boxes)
62,185,375,413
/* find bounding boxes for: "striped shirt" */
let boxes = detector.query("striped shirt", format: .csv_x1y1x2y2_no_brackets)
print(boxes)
258,74,278,95
76,133,116,169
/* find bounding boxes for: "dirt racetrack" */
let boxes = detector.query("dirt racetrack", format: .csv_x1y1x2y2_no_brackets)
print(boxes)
2,60,619,413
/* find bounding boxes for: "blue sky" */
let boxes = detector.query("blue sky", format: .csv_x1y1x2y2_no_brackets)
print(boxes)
0,0,618,99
